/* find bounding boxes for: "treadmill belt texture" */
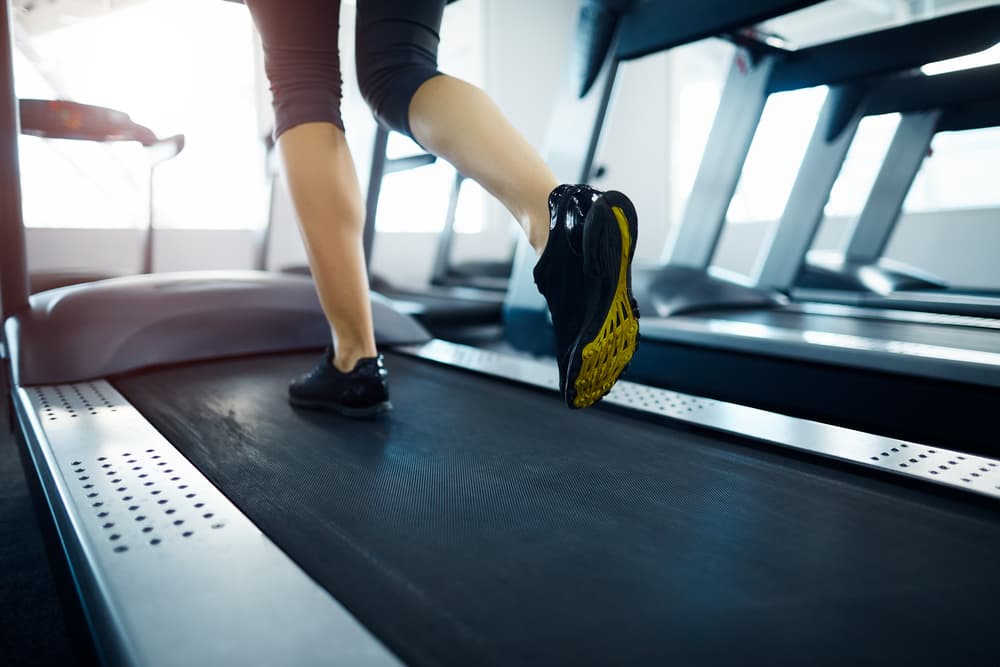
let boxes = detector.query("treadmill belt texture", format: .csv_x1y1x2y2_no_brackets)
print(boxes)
115,352,1000,667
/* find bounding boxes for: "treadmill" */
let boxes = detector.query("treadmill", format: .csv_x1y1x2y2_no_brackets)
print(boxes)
796,68,1000,317
505,2,1000,454
4,2,1000,666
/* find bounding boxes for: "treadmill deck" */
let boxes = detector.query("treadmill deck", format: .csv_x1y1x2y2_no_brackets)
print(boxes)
103,348,1000,667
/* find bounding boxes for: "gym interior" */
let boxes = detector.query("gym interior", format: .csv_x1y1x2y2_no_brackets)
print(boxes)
2,0,999,665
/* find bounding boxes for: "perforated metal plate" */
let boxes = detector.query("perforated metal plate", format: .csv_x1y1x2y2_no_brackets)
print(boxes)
403,340,1000,501
34,383,227,555
16,381,402,667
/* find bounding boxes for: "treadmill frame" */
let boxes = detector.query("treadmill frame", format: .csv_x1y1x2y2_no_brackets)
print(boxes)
10,339,1000,665
787,62,1000,295
12,378,403,667
841,110,943,265
4,4,1000,662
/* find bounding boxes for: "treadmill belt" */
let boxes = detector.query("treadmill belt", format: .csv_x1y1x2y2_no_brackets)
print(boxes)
115,352,1000,666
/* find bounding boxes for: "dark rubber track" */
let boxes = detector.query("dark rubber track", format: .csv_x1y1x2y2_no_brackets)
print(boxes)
115,351,1000,667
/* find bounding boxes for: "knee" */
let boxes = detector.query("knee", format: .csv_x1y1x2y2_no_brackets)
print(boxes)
246,0,345,138
357,59,441,137
266,53,345,138
354,6,444,137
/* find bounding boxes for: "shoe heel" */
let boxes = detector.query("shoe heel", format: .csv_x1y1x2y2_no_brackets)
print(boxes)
572,195,641,409
601,191,638,247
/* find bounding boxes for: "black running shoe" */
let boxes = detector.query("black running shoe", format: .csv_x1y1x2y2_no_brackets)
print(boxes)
534,185,639,409
288,347,392,418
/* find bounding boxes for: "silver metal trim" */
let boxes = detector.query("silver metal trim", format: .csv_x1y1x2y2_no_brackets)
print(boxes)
793,287,1000,317
790,300,1000,331
14,381,403,667
400,340,1000,501
637,315,1000,388
878,291,1000,307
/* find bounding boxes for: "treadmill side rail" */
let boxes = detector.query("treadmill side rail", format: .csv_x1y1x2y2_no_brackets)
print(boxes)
402,340,1000,501
13,380,403,667
638,313,1000,388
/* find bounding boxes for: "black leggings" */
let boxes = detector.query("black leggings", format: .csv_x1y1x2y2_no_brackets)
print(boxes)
245,0,446,140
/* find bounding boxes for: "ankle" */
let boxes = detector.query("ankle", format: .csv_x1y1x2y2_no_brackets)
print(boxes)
529,225,549,255
332,346,377,373
526,206,551,255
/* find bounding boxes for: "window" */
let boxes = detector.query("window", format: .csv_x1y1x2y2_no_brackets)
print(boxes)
726,86,828,224
825,113,900,218
905,126,1000,212
15,0,265,230
363,0,488,235
668,39,733,225
669,0,1000,228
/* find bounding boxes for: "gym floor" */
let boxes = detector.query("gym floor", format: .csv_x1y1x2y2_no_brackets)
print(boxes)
0,371,77,666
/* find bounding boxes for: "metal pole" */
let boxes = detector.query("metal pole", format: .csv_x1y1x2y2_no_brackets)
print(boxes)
430,171,466,286
751,83,866,290
141,167,155,274
362,124,389,272
843,110,940,263
663,50,775,268
0,0,30,325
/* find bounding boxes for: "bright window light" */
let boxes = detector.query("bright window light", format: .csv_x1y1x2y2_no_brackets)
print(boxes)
17,0,266,230
727,86,828,223
668,39,733,224
904,126,1000,212
375,161,457,234
825,112,900,219
370,0,486,235
454,180,487,234
922,42,1000,76
671,78,723,222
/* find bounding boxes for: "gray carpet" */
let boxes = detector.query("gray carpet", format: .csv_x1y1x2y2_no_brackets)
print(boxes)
0,370,77,666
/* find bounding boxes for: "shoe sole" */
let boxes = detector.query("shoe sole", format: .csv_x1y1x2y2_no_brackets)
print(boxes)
289,396,393,419
567,191,640,409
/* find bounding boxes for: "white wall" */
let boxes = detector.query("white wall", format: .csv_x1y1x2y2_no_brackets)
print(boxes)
27,228,256,275
712,207,1000,287
588,51,673,264
26,206,1000,290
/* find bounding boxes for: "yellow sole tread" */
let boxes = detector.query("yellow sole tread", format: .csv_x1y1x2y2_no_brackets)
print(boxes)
572,205,639,408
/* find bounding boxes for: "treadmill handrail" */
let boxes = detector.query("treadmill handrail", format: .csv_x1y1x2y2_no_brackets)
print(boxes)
614,0,823,62
766,6,1000,93
863,64,1000,118
18,99,156,145
939,99,1000,133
